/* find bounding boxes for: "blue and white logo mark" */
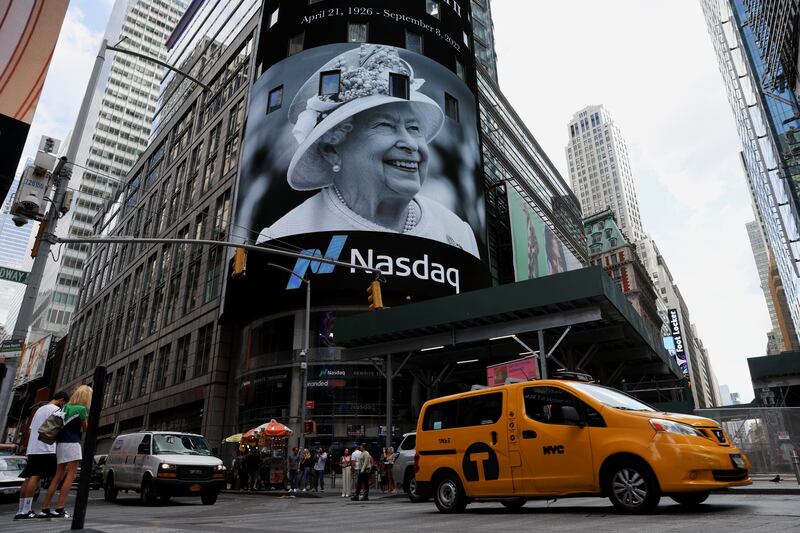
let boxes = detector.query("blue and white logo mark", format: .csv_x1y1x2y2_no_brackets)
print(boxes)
286,235,348,289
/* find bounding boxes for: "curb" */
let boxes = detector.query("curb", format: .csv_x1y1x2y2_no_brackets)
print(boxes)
715,487,800,496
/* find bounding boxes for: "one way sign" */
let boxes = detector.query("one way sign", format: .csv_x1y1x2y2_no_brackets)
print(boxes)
0,266,29,284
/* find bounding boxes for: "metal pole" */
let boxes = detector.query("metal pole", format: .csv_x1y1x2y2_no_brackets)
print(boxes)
0,40,107,436
298,279,310,455
538,330,547,379
792,449,800,485
71,365,106,530
385,354,393,450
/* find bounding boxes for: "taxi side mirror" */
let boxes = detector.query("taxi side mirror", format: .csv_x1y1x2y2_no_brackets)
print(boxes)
562,406,585,428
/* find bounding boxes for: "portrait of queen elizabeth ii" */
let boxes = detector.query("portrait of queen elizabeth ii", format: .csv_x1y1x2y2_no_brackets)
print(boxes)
255,44,480,258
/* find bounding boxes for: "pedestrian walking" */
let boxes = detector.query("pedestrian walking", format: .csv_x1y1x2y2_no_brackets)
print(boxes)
300,448,313,491
40,385,92,519
339,448,352,497
352,443,373,501
13,391,68,520
314,447,327,492
350,443,362,496
286,447,300,493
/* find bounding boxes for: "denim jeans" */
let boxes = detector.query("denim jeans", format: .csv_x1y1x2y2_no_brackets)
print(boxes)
315,469,325,490
301,467,312,489
288,468,298,490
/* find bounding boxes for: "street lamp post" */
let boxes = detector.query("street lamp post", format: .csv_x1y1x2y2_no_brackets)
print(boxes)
267,263,311,454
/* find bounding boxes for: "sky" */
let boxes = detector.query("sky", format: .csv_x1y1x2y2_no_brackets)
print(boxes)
491,0,765,402
14,0,764,402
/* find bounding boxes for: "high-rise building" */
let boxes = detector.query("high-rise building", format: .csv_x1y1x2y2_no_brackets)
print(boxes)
702,0,800,343
470,0,498,81
636,237,719,407
565,105,645,242
0,172,35,331
746,219,786,353
27,0,187,341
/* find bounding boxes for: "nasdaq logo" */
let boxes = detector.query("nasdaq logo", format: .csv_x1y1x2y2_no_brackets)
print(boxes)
286,235,348,289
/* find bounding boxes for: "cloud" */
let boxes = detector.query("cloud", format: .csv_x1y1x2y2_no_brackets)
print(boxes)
14,5,105,176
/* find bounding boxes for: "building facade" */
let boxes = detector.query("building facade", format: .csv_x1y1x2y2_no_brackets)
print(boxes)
636,237,720,407
565,104,645,242
28,0,187,342
702,0,800,345
583,209,661,336
58,1,587,451
747,219,786,353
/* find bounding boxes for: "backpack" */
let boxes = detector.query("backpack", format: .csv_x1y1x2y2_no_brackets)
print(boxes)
37,409,65,445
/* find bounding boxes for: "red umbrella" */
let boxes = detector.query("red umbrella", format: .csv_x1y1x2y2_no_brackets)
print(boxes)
242,419,294,442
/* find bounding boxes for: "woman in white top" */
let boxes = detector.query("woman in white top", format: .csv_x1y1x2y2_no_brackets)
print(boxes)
258,44,479,258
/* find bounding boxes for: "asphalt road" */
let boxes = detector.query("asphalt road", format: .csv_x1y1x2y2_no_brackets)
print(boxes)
2,490,799,532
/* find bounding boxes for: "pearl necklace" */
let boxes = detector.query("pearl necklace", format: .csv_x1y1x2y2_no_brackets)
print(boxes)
333,186,417,233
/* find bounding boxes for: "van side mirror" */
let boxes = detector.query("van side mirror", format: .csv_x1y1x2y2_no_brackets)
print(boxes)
562,406,585,428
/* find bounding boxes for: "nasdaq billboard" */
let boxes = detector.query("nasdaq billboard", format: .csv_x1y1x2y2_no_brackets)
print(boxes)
227,0,487,314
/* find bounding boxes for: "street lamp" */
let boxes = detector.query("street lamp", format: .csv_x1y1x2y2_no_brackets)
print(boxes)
267,263,310,454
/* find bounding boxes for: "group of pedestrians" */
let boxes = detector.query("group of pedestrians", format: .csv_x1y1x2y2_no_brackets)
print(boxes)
286,446,328,492
13,385,93,521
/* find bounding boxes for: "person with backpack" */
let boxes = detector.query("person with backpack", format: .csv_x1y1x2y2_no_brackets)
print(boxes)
39,385,92,519
13,391,68,520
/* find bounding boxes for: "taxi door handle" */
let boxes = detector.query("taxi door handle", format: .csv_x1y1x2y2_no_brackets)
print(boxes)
522,430,537,439
491,431,497,445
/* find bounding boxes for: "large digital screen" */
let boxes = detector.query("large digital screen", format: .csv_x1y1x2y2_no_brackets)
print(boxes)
227,1,487,315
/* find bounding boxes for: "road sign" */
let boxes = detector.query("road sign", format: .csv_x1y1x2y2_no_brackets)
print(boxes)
306,400,315,409
0,266,29,284
0,339,24,360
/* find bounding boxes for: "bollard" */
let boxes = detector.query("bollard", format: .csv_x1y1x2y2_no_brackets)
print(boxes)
792,449,800,485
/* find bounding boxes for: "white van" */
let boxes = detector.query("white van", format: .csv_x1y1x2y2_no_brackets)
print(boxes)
104,431,226,505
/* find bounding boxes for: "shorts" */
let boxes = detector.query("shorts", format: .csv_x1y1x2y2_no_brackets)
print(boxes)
56,442,82,464
19,453,57,478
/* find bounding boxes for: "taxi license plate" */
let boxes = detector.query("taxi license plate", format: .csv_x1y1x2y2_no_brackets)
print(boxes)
731,454,745,469
189,484,202,492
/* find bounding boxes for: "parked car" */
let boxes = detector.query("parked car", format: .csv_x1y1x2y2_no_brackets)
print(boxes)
104,432,225,505
92,455,107,490
392,432,427,502
0,456,28,500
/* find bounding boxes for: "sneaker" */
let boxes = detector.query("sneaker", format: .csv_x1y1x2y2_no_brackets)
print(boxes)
52,509,70,519
14,511,37,520
36,509,55,519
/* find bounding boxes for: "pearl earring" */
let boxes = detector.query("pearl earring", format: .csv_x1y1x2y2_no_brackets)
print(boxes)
332,163,341,173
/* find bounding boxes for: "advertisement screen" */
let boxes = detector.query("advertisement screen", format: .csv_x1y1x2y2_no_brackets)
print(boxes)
227,2,487,315
507,188,582,281
486,355,539,386
14,335,52,388
666,309,689,375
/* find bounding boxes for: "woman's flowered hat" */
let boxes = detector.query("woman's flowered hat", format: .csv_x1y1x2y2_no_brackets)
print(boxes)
287,44,445,191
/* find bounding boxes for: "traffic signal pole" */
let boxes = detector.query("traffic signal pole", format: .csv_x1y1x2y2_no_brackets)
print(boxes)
0,40,107,438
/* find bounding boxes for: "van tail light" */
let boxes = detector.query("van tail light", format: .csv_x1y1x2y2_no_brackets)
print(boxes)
413,452,420,474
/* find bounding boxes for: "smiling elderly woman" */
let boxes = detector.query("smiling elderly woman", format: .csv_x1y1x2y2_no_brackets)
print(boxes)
257,44,479,258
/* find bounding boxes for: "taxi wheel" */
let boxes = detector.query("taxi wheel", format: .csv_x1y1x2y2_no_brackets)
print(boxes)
433,473,467,513
104,474,118,503
670,491,709,507
606,460,660,514
500,497,527,511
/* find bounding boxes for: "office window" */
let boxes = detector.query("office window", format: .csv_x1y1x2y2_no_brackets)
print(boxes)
269,8,279,28
139,352,153,397
426,0,441,18
455,59,465,81
405,30,423,54
389,73,410,99
444,93,459,122
319,70,341,96
195,323,213,378
174,334,190,384
288,32,304,56
267,86,283,114
347,23,368,43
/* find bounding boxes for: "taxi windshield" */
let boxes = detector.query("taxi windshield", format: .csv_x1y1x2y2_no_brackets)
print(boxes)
569,383,655,412
153,434,212,456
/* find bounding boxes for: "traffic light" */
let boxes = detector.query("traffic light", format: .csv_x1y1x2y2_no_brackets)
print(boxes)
303,420,316,434
231,247,247,279
30,221,46,258
367,280,384,310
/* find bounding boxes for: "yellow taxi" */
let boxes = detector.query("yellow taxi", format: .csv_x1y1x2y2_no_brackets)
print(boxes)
414,378,750,513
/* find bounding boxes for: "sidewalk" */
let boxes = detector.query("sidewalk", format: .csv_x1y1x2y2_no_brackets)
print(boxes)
222,487,405,500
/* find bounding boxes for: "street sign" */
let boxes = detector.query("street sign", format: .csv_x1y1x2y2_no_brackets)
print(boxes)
0,266,29,284
0,339,24,361
306,400,315,409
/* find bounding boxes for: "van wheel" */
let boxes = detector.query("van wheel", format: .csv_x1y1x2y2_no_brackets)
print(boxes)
104,474,118,503
433,473,467,513
201,491,218,505
403,470,429,503
605,460,660,514
140,477,157,505
501,497,527,511
670,491,709,507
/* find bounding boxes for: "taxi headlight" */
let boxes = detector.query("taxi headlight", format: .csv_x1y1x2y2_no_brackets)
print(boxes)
649,418,705,437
